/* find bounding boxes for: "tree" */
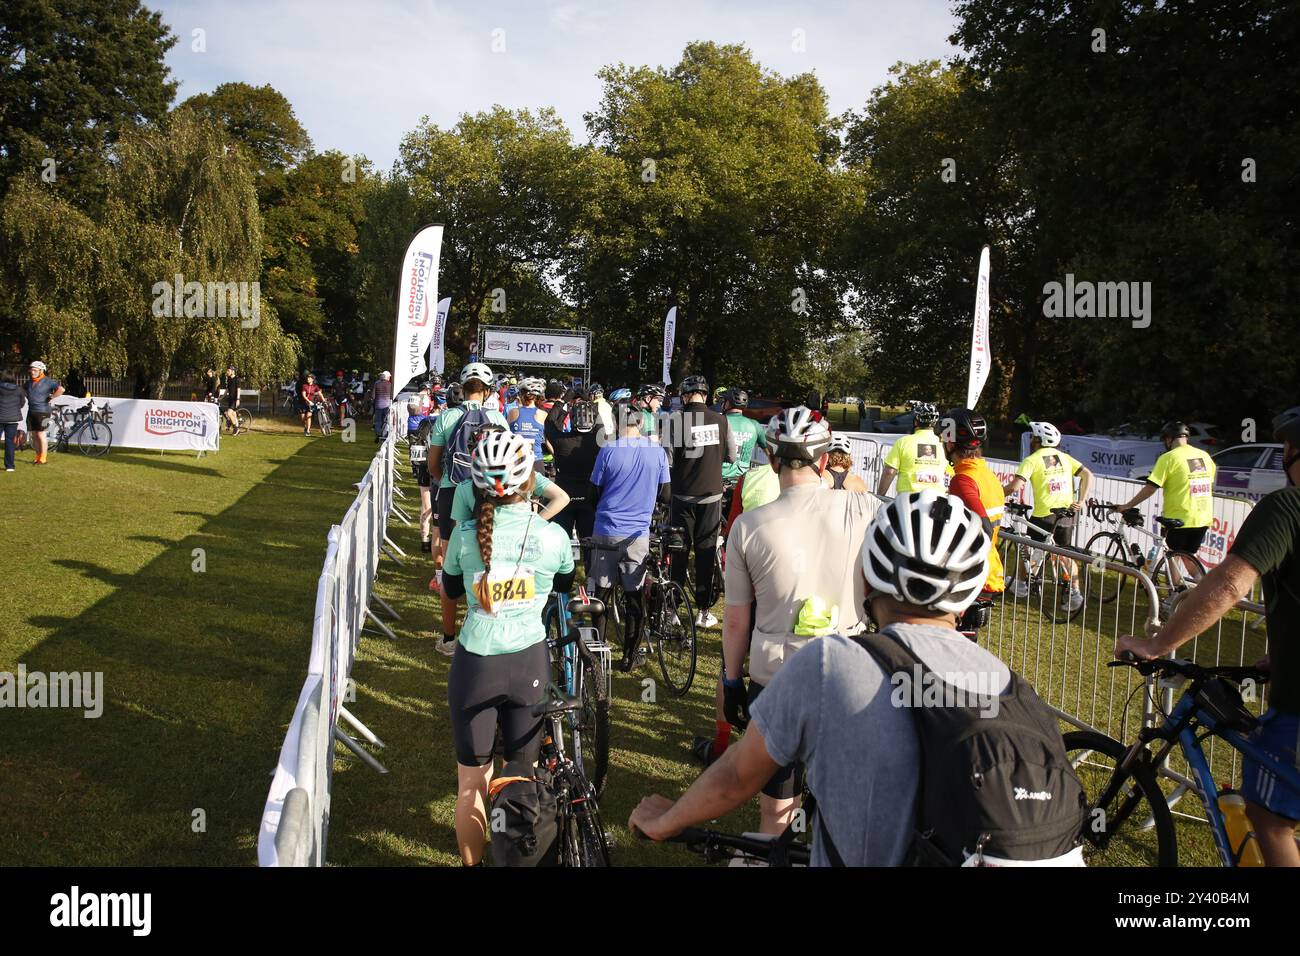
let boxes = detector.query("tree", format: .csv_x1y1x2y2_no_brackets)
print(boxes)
0,0,177,197
179,82,312,196
573,42,858,393
1,110,298,393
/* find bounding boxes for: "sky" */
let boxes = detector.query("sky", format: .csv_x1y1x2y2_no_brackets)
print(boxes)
155,0,958,171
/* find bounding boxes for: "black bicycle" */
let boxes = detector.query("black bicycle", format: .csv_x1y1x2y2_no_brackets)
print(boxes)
534,682,611,867
636,826,810,867
543,595,610,797
49,399,113,457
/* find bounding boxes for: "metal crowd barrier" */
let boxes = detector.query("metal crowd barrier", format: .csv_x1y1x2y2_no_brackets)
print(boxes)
983,530,1270,805
257,409,406,866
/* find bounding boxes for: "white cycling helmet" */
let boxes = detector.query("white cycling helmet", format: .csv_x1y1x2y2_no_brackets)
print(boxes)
29,360,48,372
460,362,494,388
519,377,545,396
861,491,990,616
470,431,534,498
766,406,832,465
828,434,853,455
1029,421,1062,448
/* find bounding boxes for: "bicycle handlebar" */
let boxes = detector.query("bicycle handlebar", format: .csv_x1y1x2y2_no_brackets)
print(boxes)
1110,653,1269,685
632,825,811,864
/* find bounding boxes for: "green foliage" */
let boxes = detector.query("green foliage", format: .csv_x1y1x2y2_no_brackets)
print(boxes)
179,82,312,179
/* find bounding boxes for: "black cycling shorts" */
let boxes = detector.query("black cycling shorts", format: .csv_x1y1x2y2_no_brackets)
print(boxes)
747,679,804,800
413,463,432,488
1164,525,1208,555
26,412,50,432
447,640,549,766
436,485,457,539
1027,513,1074,548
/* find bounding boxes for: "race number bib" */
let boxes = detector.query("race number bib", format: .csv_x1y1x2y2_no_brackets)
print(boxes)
1190,479,1212,497
691,424,720,447
409,443,427,464
1048,477,1065,494
471,566,537,617
914,468,943,487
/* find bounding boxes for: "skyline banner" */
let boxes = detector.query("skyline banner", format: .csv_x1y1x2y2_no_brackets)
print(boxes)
427,296,451,375
966,245,991,409
392,224,444,396
662,305,677,385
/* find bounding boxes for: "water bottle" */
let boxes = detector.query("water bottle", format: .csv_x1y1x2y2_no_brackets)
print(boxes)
1146,545,1159,566
1217,790,1265,866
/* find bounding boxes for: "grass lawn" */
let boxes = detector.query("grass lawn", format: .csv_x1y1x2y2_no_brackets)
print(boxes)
1,417,1262,866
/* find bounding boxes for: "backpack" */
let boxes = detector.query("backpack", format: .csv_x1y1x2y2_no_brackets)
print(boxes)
442,405,493,484
816,630,1086,866
489,762,559,867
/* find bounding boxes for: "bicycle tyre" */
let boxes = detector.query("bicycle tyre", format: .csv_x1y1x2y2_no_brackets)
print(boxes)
317,406,332,436
236,407,252,432
655,580,697,697
1151,550,1206,594
575,801,611,866
1062,730,1178,867
574,645,609,797
1083,532,1132,605
77,422,112,458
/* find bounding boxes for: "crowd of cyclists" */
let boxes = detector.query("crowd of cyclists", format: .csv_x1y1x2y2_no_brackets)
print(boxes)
382,361,1300,868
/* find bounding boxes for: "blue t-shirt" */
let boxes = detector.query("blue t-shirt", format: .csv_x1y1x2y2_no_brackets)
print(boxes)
510,407,546,461
591,437,670,537
25,375,61,413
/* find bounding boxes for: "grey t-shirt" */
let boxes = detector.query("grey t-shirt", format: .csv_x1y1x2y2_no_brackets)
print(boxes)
749,623,1012,866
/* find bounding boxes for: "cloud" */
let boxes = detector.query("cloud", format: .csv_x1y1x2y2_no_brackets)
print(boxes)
156,0,957,169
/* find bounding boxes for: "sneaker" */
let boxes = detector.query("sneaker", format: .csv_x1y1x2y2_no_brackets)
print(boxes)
696,611,719,628
1009,579,1030,599
1066,588,1084,613
435,636,457,657
5,467,13,472
304,429,310,437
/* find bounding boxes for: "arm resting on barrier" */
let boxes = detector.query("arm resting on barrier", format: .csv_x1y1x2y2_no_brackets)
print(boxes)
1113,480,1158,513
1116,555,1259,660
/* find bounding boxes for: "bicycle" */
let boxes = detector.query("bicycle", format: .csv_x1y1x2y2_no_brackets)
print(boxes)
1000,501,1084,623
1082,499,1206,605
531,681,611,866
49,399,113,457
634,825,810,867
583,515,699,696
310,399,332,436
542,590,611,796
1063,655,1292,867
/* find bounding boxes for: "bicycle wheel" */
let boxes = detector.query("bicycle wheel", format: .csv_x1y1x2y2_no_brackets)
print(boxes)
1043,555,1084,624
317,406,332,436
236,407,252,432
77,422,112,457
654,580,697,697
574,800,610,866
572,646,609,797
1152,550,1206,594
1083,532,1131,605
1062,730,1177,867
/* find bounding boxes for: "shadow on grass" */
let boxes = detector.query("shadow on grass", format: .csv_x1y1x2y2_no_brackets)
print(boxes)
0,436,373,866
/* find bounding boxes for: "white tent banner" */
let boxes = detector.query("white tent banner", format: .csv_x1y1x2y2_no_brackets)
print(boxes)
481,328,588,366
1018,432,1165,480
427,296,451,375
392,224,444,396
49,395,219,451
662,306,677,385
966,245,991,409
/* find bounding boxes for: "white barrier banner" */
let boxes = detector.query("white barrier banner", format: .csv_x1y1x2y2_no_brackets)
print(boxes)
481,328,587,365
1018,431,1164,479
842,432,1252,570
49,396,219,451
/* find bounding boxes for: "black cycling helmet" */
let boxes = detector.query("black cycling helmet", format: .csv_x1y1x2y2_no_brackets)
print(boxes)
721,387,749,409
429,373,443,387
679,374,709,397
586,382,604,399
638,383,666,400
1160,420,1190,439
545,379,564,400
910,400,939,428
467,422,508,456
445,382,465,408
1273,406,1300,444
940,407,987,450
572,401,597,433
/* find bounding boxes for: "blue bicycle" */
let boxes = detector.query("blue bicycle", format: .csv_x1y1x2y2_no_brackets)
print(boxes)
1064,656,1298,866
543,587,610,796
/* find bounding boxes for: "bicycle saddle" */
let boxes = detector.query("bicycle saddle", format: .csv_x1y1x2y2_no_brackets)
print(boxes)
566,596,605,616
532,691,583,719
1155,517,1184,529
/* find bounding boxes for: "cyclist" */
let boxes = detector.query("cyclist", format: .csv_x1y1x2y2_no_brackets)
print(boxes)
633,490,1000,864
545,390,602,552
1002,420,1091,612
1109,420,1216,599
508,377,548,472
429,362,511,656
371,371,392,442
823,435,868,492
876,401,949,496
23,361,64,464
296,373,323,436
587,382,614,435
202,367,219,403
443,431,576,866
718,406,880,833
660,375,735,628
720,388,767,512
634,383,666,439
331,371,352,424
407,396,438,552
220,364,241,435
1116,406,1300,867
589,402,671,671
940,408,1005,628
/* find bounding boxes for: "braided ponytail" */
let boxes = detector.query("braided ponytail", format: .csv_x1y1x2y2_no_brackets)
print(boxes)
474,500,497,612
